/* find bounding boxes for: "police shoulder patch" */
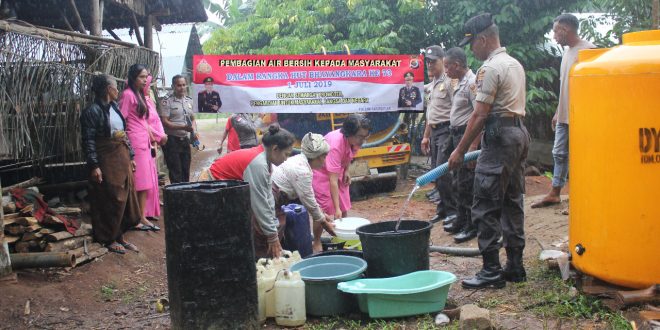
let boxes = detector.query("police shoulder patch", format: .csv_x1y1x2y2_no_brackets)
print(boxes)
476,68,486,89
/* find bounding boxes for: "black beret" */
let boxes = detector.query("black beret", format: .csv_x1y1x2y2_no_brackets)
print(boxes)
459,13,494,47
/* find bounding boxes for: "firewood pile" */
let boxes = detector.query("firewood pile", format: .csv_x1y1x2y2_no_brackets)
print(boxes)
2,202,107,268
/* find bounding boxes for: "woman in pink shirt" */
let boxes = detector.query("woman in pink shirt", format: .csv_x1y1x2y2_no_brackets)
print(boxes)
313,114,371,220
120,64,167,231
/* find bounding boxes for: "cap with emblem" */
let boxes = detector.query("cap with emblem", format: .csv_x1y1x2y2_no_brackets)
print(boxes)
203,77,214,83
459,13,494,47
424,45,445,60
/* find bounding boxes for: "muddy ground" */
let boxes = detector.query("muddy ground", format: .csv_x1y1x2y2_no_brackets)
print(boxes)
0,119,626,329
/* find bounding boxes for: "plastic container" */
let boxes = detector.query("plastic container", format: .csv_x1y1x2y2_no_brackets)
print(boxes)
163,181,258,329
338,270,456,318
282,204,313,257
275,270,306,327
333,217,371,250
256,266,272,324
570,30,660,289
305,249,365,260
357,220,432,278
290,255,367,316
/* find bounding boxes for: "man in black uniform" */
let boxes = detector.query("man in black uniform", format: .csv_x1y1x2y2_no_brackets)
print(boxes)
448,13,530,289
398,72,422,108
197,77,222,113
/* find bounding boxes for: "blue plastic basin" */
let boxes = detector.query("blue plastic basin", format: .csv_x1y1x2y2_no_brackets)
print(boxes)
290,256,367,316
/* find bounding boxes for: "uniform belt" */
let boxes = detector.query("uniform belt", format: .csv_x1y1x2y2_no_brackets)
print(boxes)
430,121,450,129
495,116,522,127
449,125,467,134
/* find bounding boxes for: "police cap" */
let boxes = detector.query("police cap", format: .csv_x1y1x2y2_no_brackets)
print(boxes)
424,45,445,60
203,77,214,83
459,13,494,47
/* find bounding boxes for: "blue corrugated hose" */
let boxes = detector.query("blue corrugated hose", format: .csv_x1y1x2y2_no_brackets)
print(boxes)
415,150,482,187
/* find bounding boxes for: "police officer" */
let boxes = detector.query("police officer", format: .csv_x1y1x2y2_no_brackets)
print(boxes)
398,72,422,108
443,47,480,243
448,13,530,289
160,75,196,183
420,45,458,224
197,77,222,113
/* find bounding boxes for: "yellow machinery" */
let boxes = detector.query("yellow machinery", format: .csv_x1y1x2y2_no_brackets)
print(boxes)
569,30,660,289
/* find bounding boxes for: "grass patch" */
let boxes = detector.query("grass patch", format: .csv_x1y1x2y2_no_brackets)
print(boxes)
514,261,631,329
121,285,149,304
478,297,504,309
100,283,117,300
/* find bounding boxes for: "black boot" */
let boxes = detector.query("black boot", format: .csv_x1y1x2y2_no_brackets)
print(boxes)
453,224,477,243
442,214,457,225
429,213,443,224
462,250,506,289
443,218,463,233
502,247,527,282
425,188,438,198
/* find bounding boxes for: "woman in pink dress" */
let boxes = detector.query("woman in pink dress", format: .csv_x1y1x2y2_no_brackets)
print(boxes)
312,114,371,220
119,64,167,231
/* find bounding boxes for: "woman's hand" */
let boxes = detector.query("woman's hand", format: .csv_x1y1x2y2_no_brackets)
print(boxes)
334,208,343,221
342,172,351,185
131,161,137,172
91,168,103,184
268,239,283,258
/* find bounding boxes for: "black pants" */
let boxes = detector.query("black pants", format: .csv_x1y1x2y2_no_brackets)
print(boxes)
472,124,530,254
444,127,476,228
430,123,457,217
163,135,191,184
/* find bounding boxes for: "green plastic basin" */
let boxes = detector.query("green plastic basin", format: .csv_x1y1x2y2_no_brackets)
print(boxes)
290,256,367,316
337,270,456,318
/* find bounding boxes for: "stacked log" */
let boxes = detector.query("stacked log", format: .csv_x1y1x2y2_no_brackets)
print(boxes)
2,209,107,268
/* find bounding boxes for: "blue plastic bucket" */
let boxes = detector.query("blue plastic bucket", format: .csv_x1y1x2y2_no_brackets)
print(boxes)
290,256,367,316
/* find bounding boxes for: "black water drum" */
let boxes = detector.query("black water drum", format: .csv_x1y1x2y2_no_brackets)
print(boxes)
357,220,432,278
163,181,258,330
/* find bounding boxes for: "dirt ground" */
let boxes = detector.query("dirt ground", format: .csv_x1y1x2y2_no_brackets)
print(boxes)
0,119,619,329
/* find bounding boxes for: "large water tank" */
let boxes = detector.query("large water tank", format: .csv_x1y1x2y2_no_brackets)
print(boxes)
569,30,660,289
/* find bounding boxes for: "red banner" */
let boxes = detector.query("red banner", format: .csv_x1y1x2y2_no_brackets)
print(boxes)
192,54,424,113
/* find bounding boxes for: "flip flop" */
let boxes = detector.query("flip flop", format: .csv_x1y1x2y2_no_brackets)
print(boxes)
131,224,151,231
106,242,126,254
149,224,161,232
530,200,561,209
120,242,139,253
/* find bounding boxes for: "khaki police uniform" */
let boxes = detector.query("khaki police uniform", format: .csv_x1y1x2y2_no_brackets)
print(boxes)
443,69,477,235
427,74,458,218
472,47,530,256
160,95,194,183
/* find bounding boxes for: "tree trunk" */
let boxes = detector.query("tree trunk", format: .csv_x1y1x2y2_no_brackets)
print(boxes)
0,180,12,276
144,15,153,49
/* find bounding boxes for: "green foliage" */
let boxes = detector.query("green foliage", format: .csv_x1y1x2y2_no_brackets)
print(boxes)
581,0,654,47
204,0,427,55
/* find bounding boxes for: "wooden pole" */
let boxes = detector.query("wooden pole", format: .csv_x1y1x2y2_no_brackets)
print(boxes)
89,0,101,36
59,9,75,31
106,29,121,41
67,0,87,34
144,14,153,49
0,179,13,277
131,12,144,47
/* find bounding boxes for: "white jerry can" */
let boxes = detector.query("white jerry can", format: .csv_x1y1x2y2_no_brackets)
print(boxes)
274,270,306,327
256,265,272,324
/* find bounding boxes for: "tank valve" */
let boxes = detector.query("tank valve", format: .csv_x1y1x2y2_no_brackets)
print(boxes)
574,244,586,256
